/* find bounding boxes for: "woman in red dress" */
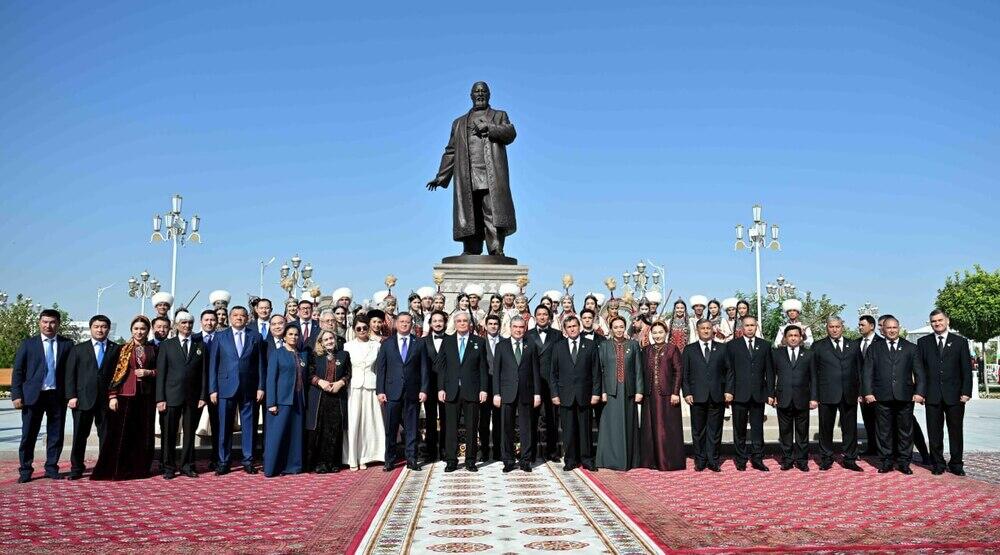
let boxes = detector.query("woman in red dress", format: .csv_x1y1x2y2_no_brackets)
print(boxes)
91,315,158,480
667,300,689,350
639,321,686,471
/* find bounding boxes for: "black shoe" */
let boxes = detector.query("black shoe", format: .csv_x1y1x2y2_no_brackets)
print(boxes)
842,461,863,472
215,466,230,476
818,461,832,471
68,472,83,480
163,471,177,480
735,462,747,471
932,466,946,475
331,465,342,473
407,460,422,471
208,461,217,471
751,460,770,472
502,463,517,473
465,463,478,472
45,472,64,480
243,465,258,475
444,462,458,473
708,464,722,472
315,464,329,474
181,469,198,478
780,462,793,471
949,467,966,476
582,463,597,472
694,463,706,472
562,463,578,472
519,462,532,472
548,455,561,463
383,462,395,472
796,463,809,472
898,465,913,475
877,465,893,473
17,475,31,484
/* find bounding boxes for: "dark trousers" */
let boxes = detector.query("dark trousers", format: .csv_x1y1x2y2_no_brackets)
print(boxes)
423,396,442,461
777,405,809,464
444,397,480,465
501,401,534,464
925,401,965,470
207,400,220,467
860,401,880,453
818,400,858,463
217,395,257,467
163,402,201,472
534,378,560,460
559,403,593,467
731,401,765,463
876,400,914,467
18,390,66,477
70,406,105,476
462,189,504,255
690,401,724,466
384,398,420,463
478,380,501,459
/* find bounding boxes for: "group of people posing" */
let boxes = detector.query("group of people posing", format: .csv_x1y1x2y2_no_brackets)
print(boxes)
10,284,974,484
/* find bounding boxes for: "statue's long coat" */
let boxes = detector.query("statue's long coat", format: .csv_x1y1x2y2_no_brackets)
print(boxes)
430,108,517,241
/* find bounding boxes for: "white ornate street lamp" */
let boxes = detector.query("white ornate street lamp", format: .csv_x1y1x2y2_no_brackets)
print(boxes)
734,203,781,319
150,194,201,299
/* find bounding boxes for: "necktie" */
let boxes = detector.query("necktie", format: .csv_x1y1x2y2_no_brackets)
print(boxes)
183,338,189,357
703,342,710,361
515,341,522,364
459,336,466,362
835,339,841,353
96,341,105,367
748,338,754,352
236,331,244,357
260,322,267,337
937,336,944,355
791,348,798,365
44,338,55,373
862,337,869,354
401,337,409,360
571,339,578,363
890,341,896,353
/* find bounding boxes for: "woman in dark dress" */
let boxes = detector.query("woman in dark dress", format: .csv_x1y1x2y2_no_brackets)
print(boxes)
92,315,158,480
307,330,352,473
595,316,644,470
265,325,308,477
639,321,686,471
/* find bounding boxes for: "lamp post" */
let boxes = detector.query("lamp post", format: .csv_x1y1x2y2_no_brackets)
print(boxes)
766,275,797,302
150,194,202,298
127,270,160,316
0,291,8,307
279,254,315,299
734,203,781,319
858,301,879,318
259,256,276,298
96,283,115,314
620,259,663,301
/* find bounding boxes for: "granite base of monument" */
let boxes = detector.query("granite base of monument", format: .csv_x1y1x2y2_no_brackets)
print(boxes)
433,261,529,311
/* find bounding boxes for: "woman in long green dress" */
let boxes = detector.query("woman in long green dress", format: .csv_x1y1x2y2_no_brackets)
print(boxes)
595,316,644,470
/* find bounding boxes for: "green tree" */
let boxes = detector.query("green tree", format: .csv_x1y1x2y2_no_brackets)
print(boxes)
935,265,1000,344
736,290,846,343
0,295,78,367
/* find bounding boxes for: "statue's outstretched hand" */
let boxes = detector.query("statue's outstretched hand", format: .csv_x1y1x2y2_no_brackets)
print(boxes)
427,181,440,191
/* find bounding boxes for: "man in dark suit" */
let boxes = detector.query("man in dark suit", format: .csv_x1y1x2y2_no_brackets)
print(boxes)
64,314,120,480
525,305,563,462
250,298,273,338
493,316,541,472
480,315,503,462
918,309,973,476
682,320,730,472
12,309,75,483
156,311,208,479
208,306,266,475
877,314,930,463
192,309,219,470
724,315,774,471
579,309,605,344
375,313,429,471
862,315,926,474
289,299,321,351
436,312,489,472
421,310,448,463
771,325,816,472
550,315,601,472
812,316,864,471
857,315,882,455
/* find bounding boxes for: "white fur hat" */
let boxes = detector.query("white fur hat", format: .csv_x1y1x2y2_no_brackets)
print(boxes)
689,295,708,307
372,290,390,305
152,292,174,306
592,293,606,305
721,297,739,310
209,290,231,305
332,287,353,301
645,290,663,304
543,290,563,302
416,286,436,299
300,290,316,303
463,283,485,297
499,283,519,296
782,299,803,313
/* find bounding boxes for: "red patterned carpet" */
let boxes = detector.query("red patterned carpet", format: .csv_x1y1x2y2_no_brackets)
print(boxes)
583,456,1000,553
0,461,399,554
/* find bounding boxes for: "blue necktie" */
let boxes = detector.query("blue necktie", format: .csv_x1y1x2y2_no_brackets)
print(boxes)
401,337,409,360
96,341,105,367
459,336,466,362
43,338,56,388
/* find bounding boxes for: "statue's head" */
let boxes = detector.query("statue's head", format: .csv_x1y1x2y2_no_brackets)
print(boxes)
470,81,490,109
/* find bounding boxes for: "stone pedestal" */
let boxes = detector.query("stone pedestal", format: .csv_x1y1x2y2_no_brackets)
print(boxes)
433,262,530,311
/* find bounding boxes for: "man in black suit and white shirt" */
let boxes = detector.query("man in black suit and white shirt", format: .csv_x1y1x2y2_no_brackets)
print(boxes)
857,315,882,455
917,309,973,476
682,320,730,472
525,305,563,462
421,310,448,463
65,314,120,479
479,315,504,462
724,316,774,471
290,300,321,351
770,325,815,472
155,311,207,479
435,312,489,472
550,316,601,472
493,316,541,472
862,315,926,474
812,316,864,471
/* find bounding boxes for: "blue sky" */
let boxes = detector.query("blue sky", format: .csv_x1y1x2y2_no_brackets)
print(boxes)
1,2,997,332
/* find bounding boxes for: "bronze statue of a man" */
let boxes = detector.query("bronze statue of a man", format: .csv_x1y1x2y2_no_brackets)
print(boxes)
427,81,517,258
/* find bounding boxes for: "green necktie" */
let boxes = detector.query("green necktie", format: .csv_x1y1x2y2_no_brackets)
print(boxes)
515,341,522,365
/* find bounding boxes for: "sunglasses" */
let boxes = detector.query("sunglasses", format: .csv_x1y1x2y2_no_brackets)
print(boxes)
355,325,369,331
